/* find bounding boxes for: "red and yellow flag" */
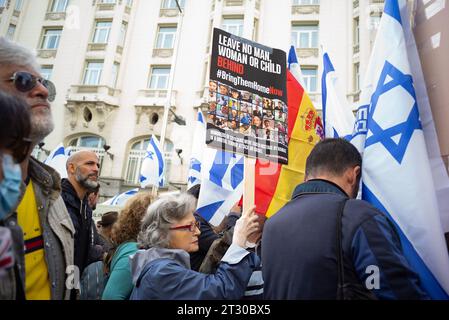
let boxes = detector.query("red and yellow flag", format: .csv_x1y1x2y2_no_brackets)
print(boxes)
255,70,323,217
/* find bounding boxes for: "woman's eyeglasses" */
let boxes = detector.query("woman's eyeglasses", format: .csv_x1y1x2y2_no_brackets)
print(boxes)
169,220,200,232
7,71,56,102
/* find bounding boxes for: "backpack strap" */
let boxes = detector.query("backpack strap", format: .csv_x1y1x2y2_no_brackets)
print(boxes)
336,198,348,300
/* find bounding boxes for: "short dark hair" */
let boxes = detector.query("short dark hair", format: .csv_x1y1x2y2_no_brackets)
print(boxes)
305,138,362,179
0,91,32,162
187,184,201,199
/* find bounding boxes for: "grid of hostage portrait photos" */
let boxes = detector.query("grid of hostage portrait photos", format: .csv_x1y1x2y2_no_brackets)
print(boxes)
207,80,288,146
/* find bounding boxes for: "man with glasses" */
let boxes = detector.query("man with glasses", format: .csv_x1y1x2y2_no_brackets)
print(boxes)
61,151,105,283
0,37,75,300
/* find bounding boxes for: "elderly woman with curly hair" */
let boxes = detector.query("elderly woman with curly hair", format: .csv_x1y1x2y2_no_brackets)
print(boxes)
130,193,260,300
101,192,153,300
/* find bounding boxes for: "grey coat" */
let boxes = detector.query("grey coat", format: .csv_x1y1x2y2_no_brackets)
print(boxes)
0,157,75,300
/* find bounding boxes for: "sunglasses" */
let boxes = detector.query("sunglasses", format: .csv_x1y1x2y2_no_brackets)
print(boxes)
169,220,200,233
8,71,56,102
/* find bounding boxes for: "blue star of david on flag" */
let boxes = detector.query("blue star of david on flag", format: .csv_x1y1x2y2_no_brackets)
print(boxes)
364,60,422,164
146,151,154,160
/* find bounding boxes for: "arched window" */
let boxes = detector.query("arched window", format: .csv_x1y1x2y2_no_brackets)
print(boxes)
67,135,106,173
124,137,173,185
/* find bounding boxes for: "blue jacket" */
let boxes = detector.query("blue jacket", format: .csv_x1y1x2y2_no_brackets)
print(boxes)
129,244,259,300
262,179,428,300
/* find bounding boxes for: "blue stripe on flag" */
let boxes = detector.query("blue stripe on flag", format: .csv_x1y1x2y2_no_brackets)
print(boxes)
150,138,164,178
53,146,65,158
196,200,225,222
287,46,298,69
384,0,402,25
363,183,449,299
321,52,335,137
230,156,244,189
198,111,204,124
209,151,232,187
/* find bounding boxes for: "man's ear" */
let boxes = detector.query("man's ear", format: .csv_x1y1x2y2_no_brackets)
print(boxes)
345,165,360,186
67,162,76,176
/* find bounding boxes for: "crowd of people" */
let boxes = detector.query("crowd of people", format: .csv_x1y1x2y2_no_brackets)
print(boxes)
0,36,436,300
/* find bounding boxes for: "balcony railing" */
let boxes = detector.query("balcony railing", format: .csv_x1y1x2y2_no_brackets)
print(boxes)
87,43,108,51
159,8,179,17
37,49,57,59
97,2,116,11
296,47,319,59
139,89,168,98
152,48,174,58
224,0,244,7
71,85,121,97
45,12,66,20
292,4,320,15
353,43,360,54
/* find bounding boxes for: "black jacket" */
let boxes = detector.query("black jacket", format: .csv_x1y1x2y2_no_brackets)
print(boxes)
61,179,104,275
262,179,427,300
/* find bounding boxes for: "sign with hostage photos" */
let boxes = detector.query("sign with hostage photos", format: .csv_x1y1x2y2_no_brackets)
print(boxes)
207,28,288,164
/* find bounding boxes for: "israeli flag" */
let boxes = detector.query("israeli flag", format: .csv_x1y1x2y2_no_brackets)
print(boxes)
101,188,139,206
287,46,306,89
139,136,165,188
187,111,206,190
321,52,355,138
44,143,68,179
350,0,449,298
196,148,244,226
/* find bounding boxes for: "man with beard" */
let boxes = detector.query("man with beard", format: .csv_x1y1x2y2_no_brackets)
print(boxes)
0,37,74,300
62,151,105,278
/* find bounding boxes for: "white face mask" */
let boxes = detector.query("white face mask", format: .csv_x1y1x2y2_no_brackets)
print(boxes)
0,154,22,220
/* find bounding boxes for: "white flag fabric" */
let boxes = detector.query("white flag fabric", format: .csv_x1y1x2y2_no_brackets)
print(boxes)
44,143,68,179
196,148,244,226
139,136,165,188
350,0,449,299
287,46,306,89
101,188,139,206
187,111,206,190
321,52,355,138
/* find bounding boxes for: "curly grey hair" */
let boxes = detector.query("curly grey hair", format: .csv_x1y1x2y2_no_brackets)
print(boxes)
0,37,40,71
137,193,197,249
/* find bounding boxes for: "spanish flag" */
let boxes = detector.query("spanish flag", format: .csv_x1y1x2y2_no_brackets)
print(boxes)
255,66,323,218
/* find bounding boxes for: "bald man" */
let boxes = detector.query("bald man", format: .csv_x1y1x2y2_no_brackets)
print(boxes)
61,151,105,278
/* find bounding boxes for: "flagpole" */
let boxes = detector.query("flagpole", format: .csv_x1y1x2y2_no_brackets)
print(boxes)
152,1,184,197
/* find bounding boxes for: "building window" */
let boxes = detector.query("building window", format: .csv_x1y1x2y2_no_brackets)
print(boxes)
92,21,112,44
83,61,103,85
148,67,170,89
162,0,185,9
6,25,16,40
291,24,318,48
354,63,360,92
50,0,68,12
222,17,243,37
0,0,6,7
126,0,133,7
156,26,177,49
125,138,173,185
293,0,319,4
100,0,116,3
119,21,127,47
111,62,119,88
41,29,62,49
14,0,24,11
354,17,359,46
41,66,53,80
301,67,318,92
